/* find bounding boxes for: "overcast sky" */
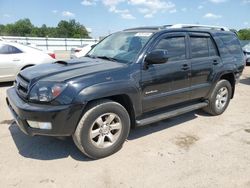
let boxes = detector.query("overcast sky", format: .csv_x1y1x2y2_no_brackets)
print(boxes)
0,0,249,38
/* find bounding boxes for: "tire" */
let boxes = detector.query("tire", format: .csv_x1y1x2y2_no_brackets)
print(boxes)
73,99,130,159
203,79,232,116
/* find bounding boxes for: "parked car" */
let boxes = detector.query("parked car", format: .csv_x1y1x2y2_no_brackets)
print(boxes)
70,43,97,59
26,43,56,59
0,41,56,82
243,44,250,65
6,24,245,159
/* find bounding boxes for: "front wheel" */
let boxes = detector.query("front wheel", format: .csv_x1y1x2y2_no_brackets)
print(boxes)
203,80,232,116
73,100,130,159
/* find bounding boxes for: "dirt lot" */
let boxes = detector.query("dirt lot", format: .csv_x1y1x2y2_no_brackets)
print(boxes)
0,67,250,188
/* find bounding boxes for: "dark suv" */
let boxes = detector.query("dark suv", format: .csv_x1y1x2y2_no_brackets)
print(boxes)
6,24,245,159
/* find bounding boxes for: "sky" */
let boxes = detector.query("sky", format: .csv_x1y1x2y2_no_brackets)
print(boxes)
0,0,249,38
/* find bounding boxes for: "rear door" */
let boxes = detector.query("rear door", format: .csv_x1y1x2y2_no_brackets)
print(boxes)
141,32,191,112
188,33,220,100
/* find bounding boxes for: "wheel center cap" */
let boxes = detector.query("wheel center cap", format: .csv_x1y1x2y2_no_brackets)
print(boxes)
101,125,110,135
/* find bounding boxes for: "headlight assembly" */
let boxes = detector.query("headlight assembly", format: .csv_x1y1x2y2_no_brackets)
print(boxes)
29,82,67,102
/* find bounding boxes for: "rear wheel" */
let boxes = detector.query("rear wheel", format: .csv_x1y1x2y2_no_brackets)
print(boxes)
73,100,130,159
203,80,232,116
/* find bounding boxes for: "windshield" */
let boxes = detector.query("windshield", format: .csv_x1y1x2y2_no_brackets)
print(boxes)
88,31,153,64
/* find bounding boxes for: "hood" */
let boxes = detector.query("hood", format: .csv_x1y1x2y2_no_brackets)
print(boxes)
20,57,127,83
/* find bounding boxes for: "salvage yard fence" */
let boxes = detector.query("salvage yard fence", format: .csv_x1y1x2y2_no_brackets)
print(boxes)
0,36,99,51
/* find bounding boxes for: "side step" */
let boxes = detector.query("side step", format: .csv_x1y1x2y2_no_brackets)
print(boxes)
136,102,208,126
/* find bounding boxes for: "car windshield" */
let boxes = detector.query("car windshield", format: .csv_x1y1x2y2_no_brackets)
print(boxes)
88,31,153,64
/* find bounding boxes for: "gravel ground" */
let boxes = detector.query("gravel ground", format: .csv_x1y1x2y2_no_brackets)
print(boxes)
0,67,250,188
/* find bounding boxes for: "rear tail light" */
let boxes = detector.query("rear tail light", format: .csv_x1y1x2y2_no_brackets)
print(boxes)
48,53,56,59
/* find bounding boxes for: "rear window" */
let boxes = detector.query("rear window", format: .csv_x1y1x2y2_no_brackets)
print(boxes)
216,34,242,56
0,44,23,54
191,37,209,58
190,37,218,58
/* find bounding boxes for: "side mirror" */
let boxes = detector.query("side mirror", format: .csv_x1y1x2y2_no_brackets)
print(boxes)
145,50,169,65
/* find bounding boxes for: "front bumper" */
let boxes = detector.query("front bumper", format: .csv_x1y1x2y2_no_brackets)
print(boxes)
247,57,250,64
6,87,84,136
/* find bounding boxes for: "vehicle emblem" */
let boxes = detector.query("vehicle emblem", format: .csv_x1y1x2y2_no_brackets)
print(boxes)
145,90,158,95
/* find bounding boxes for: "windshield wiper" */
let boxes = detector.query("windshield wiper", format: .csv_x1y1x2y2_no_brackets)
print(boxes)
96,56,118,62
85,54,96,59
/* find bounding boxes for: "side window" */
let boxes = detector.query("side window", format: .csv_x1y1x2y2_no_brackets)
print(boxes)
190,37,209,58
0,45,9,54
0,44,22,54
9,46,22,54
154,37,186,61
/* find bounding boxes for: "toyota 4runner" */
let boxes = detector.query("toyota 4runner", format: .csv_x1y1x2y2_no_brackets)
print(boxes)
6,24,245,159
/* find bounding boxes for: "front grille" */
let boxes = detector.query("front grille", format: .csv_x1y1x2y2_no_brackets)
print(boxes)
15,74,30,99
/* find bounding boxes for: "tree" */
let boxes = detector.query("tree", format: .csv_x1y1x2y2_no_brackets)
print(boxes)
3,19,33,36
238,29,250,40
15,19,33,36
56,20,73,38
0,24,5,35
0,18,90,38
56,19,89,38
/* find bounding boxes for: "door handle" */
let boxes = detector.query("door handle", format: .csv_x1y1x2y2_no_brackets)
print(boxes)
213,60,219,65
182,64,190,70
13,59,21,62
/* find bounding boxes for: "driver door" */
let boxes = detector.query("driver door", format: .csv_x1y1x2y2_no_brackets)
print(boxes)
141,32,191,113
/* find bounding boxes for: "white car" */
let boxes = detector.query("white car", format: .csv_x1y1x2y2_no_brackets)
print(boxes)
0,41,56,82
243,44,250,65
71,43,97,59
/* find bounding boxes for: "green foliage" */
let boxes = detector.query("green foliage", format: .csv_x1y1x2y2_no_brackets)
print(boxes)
3,19,33,36
0,18,90,38
238,29,250,40
56,20,89,38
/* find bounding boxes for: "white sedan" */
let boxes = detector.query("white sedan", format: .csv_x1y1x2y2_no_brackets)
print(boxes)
0,41,56,82
243,44,250,65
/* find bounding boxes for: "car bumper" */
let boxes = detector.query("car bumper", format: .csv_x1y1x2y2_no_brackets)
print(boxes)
247,57,250,64
6,87,84,136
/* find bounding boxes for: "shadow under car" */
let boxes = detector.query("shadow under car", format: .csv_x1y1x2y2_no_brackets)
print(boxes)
8,110,202,161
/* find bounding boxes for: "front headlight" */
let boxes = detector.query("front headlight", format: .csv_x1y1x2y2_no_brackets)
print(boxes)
29,82,67,102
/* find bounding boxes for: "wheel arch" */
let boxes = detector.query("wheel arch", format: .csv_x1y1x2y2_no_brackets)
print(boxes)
219,72,236,99
74,81,142,120
84,94,136,128
207,71,236,100
106,94,136,128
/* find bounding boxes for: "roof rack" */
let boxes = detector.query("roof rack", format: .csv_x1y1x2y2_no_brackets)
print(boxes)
124,26,161,31
165,24,230,31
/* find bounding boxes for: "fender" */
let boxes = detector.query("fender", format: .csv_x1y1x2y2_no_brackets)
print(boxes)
74,80,142,117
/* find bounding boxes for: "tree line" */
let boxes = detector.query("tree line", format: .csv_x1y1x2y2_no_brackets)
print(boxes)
238,29,250,40
0,18,250,40
0,18,90,38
